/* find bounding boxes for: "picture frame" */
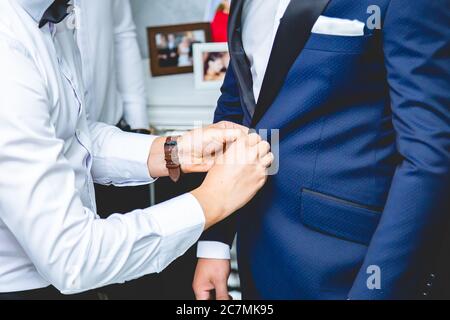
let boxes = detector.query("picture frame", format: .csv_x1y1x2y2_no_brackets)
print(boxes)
147,23,212,77
193,42,229,90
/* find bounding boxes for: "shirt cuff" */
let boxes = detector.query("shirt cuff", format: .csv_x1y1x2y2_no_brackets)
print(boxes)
107,130,157,185
147,193,206,272
197,241,231,260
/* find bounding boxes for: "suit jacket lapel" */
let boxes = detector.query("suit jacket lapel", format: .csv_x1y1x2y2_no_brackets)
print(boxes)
228,0,257,120
251,0,331,126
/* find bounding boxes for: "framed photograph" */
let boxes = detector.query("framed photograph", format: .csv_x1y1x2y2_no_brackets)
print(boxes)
193,42,230,90
147,23,212,77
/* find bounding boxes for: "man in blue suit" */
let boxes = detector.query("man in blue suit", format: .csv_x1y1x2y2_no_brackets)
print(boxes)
193,0,450,300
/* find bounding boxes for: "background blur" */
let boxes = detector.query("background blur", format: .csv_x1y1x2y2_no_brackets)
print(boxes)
131,0,209,58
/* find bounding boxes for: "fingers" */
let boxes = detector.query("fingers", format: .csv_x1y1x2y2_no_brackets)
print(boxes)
261,152,275,168
247,132,262,147
217,128,248,146
214,280,231,300
213,121,250,133
257,140,271,158
194,288,213,300
193,277,215,300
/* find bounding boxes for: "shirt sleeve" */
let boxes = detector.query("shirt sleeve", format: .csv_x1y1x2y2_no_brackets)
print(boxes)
0,39,205,295
88,121,157,186
112,0,149,129
197,241,231,260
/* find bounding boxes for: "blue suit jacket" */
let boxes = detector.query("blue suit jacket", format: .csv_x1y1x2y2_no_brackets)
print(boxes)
202,0,450,299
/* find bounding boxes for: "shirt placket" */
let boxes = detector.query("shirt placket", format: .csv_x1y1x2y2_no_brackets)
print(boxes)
50,22,96,211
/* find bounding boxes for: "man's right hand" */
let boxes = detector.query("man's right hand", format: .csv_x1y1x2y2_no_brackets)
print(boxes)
191,132,273,230
193,258,231,300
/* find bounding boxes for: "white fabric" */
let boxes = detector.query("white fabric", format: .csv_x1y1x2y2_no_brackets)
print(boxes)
312,16,365,36
241,0,291,102
76,0,149,129
197,242,231,260
0,0,204,294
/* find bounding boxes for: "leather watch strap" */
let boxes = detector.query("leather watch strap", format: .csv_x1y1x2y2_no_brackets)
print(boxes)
164,136,182,183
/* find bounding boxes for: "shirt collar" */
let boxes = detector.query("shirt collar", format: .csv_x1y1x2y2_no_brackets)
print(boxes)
16,0,55,23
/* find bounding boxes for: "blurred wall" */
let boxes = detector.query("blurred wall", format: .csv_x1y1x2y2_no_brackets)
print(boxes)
130,0,209,58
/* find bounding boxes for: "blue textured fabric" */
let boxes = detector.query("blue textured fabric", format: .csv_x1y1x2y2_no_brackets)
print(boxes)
202,0,450,299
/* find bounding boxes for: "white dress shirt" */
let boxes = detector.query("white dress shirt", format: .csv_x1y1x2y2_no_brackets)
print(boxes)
0,0,204,294
76,0,149,129
197,0,292,260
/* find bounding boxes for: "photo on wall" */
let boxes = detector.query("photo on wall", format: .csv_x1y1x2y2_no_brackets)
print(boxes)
147,23,211,76
193,42,230,89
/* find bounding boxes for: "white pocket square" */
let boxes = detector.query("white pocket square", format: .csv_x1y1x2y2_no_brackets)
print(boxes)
312,16,365,36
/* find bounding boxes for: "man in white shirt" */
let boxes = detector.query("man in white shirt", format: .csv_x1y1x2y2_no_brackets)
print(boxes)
75,1,156,298
0,0,273,299
76,0,151,201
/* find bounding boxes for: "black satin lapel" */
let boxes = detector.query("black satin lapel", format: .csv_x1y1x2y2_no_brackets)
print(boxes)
228,0,257,119
252,0,331,126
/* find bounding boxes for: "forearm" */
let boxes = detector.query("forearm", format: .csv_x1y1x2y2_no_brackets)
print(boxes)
348,169,449,299
89,121,157,185
30,195,205,294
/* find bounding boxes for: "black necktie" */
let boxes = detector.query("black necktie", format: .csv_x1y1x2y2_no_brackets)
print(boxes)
39,0,71,28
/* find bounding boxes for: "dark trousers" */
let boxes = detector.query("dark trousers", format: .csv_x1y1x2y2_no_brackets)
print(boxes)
94,175,204,300
94,183,163,300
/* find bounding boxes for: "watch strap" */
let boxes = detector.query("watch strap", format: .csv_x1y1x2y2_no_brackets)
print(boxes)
164,136,182,182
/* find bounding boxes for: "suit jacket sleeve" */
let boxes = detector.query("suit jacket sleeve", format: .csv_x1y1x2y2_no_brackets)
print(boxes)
348,0,450,299
199,62,245,247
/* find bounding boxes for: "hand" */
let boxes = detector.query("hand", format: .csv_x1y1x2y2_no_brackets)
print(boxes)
191,133,274,229
177,121,249,173
147,121,248,178
193,259,231,300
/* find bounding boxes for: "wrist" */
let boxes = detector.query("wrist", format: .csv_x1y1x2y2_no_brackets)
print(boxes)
191,186,227,230
148,136,169,178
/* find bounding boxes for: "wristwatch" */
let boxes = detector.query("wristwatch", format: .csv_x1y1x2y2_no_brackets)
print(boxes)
164,136,182,182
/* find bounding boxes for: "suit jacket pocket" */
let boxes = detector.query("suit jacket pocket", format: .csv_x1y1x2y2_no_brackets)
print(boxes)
300,189,382,246
304,33,373,54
